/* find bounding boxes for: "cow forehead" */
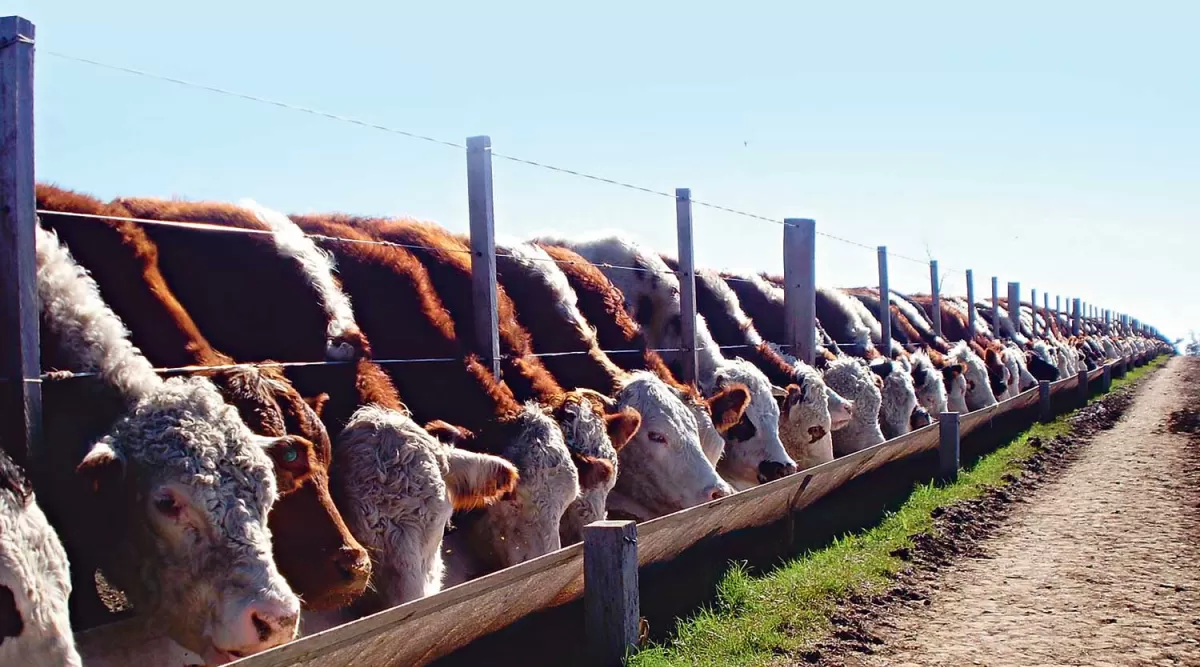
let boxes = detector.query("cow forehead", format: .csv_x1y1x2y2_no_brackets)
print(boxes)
712,359,779,422
619,375,696,434
111,377,276,510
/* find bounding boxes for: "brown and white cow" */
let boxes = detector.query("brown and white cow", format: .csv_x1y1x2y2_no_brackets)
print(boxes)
345,219,641,542
536,243,752,519
101,196,517,610
539,236,797,490
36,225,299,664
37,186,371,613
281,214,576,583
494,240,744,529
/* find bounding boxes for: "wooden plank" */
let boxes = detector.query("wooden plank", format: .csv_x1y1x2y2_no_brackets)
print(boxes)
584,521,639,666
938,412,959,483
466,135,501,378
965,269,976,339
0,16,39,471
675,189,698,384
783,218,816,366
877,247,892,353
929,260,942,338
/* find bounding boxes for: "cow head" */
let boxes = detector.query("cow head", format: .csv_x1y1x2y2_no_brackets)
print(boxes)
952,342,999,411
206,366,370,611
605,373,735,522
775,364,837,471
552,390,640,545
448,406,579,572
870,359,919,439
823,357,886,456
0,451,81,667
75,378,300,664
706,359,798,490
331,407,516,608
910,349,950,417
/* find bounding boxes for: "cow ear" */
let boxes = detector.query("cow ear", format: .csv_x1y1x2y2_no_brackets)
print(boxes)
707,384,750,432
445,449,519,511
303,393,331,418
76,440,125,495
572,454,615,491
604,409,641,452
262,435,315,493
425,420,475,447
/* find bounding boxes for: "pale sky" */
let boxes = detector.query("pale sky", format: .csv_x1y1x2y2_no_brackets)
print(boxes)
11,1,1197,340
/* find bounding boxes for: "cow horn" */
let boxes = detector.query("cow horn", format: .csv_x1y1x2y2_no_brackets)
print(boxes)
770,385,788,398
575,388,618,411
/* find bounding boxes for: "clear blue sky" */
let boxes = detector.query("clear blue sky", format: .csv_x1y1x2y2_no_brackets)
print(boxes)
11,1,1198,341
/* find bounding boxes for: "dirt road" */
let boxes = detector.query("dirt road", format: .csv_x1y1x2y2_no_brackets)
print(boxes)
846,357,1200,667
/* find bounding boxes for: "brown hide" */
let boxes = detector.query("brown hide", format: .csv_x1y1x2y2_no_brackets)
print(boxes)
37,187,370,612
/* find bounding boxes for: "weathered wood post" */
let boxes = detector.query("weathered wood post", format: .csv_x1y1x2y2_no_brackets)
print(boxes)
1031,288,1038,338
0,16,39,470
1072,298,1082,336
991,276,1000,337
783,218,816,366
877,246,892,354
1007,281,1020,339
1077,369,1089,405
929,260,942,338
584,520,640,667
675,188,699,384
965,269,976,340
1039,380,1052,424
466,135,502,379
1056,295,1062,325
938,412,960,484
1102,363,1112,392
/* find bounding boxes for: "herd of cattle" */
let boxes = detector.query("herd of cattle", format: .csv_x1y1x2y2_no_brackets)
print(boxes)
0,184,1169,666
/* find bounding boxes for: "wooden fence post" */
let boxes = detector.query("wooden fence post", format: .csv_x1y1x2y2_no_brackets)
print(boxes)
0,16,39,471
1007,281,1020,339
1072,298,1081,336
675,188,698,384
965,269,976,340
466,135,501,379
783,218,816,366
991,277,1000,336
584,520,640,667
938,412,960,484
1102,364,1112,392
1077,369,1089,405
1027,287,1036,338
877,246,892,354
929,260,942,338
1039,381,1052,423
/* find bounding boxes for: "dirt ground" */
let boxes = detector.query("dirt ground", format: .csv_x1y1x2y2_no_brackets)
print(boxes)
818,356,1200,667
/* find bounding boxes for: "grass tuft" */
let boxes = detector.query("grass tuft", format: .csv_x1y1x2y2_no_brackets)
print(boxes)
629,356,1167,667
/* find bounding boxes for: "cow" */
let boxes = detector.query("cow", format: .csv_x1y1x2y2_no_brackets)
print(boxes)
282,214,579,583
0,448,81,667
538,235,797,490
493,240,746,530
535,243,751,519
37,186,371,614
333,219,641,544
104,196,518,609
667,263,848,470
36,225,300,664
948,341,1000,410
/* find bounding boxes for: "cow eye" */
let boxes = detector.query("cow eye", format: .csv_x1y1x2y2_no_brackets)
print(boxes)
280,445,299,463
648,431,668,444
153,492,182,520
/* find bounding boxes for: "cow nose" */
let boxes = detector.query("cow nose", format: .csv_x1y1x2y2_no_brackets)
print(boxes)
705,484,731,501
334,546,371,581
238,596,300,652
757,460,793,483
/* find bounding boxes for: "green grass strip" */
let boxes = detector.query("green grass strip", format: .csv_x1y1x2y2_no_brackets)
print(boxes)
630,356,1168,667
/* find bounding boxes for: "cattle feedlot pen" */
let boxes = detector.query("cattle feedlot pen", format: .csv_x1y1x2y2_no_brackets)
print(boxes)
0,16,1170,667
